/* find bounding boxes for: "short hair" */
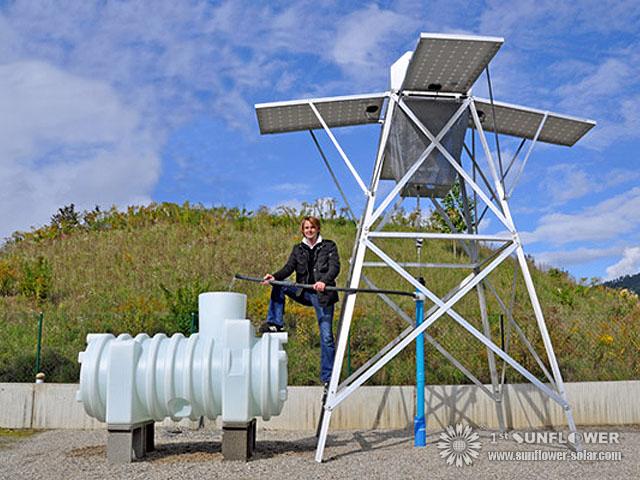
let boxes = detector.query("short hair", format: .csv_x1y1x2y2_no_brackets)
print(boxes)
300,215,321,233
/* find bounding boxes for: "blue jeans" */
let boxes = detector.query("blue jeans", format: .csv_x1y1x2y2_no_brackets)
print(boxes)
267,284,335,383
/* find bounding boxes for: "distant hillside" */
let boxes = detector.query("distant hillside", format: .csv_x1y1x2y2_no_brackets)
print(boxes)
604,273,640,295
1,202,638,385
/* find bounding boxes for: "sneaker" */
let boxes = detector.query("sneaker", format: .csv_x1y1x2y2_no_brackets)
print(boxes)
259,322,285,334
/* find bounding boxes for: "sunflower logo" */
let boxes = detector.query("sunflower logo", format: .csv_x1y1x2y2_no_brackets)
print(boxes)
437,423,482,467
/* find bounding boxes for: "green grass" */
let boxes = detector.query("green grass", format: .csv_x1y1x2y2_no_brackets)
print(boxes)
0,202,638,385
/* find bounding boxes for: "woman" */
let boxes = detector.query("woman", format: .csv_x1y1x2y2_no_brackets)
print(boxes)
261,216,340,386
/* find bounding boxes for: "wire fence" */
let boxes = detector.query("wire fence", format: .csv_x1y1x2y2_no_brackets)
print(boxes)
0,306,637,385
0,311,200,384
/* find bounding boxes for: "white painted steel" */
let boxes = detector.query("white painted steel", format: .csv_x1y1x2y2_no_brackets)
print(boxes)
396,97,513,230
484,279,557,388
367,96,472,227
361,240,567,407
476,282,506,430
357,276,496,399
469,100,516,230
362,261,477,269
367,231,512,241
507,112,548,198
309,102,369,195
329,241,518,410
315,92,397,463
251,31,588,461
471,107,580,445
77,292,288,426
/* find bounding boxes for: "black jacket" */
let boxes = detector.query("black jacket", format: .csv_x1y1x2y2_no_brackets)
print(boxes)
272,239,340,307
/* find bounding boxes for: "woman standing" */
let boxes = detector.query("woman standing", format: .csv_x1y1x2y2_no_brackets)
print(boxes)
261,216,340,386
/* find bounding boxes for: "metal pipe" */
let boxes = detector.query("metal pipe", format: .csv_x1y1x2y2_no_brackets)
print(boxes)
414,293,426,447
234,274,415,298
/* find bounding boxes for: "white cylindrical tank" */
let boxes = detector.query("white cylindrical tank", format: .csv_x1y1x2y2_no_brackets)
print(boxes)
76,292,288,426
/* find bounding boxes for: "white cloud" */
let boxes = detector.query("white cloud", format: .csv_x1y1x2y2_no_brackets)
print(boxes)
474,2,640,150
271,198,305,213
270,183,310,194
535,246,621,267
332,5,418,84
0,61,159,238
540,163,640,205
521,186,640,245
605,246,640,280
544,165,592,204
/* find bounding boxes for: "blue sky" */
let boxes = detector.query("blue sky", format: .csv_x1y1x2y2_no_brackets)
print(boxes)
1,1,639,282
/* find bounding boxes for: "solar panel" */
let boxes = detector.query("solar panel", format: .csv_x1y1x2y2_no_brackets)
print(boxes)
401,33,503,94
255,93,386,134
472,98,596,146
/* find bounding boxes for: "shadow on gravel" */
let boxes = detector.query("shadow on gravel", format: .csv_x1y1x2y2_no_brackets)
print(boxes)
323,429,414,463
146,435,345,463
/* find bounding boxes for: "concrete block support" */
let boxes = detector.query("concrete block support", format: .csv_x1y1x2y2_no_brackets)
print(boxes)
107,421,154,463
222,419,256,461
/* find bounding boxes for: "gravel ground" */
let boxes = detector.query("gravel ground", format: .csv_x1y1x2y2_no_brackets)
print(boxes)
1,426,638,480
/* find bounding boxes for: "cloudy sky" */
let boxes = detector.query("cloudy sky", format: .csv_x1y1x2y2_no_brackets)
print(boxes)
1,0,639,281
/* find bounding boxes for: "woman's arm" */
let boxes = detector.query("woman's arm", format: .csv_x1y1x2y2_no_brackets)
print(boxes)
272,245,297,281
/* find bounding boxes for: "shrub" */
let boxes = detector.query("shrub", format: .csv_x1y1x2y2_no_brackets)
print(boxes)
0,347,79,383
0,259,18,296
19,256,52,301
161,279,212,334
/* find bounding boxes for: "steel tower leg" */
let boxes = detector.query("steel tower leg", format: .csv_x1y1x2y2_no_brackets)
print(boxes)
476,282,506,430
470,97,579,448
459,162,506,432
513,243,580,447
315,98,396,463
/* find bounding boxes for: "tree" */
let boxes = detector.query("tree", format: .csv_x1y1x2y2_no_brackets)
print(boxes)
429,180,472,233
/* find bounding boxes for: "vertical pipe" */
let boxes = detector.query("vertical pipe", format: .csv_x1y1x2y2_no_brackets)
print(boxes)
35,311,44,375
414,292,426,447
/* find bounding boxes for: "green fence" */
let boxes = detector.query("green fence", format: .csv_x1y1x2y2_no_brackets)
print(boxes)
0,309,637,385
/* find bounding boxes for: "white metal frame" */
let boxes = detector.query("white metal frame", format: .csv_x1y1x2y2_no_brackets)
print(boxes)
308,91,580,462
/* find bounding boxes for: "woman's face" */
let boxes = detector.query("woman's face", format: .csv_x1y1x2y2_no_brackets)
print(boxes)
302,221,319,242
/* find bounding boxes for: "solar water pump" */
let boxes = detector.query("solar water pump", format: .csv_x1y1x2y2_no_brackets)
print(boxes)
254,32,595,462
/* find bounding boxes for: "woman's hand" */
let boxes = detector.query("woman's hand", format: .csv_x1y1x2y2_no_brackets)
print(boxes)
261,274,274,285
313,281,326,292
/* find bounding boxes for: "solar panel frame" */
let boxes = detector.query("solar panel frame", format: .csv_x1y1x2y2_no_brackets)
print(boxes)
472,98,596,146
255,93,387,134
401,33,504,94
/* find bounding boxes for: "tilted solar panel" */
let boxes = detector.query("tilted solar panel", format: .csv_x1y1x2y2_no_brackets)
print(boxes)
255,93,386,134
472,98,596,146
401,33,503,94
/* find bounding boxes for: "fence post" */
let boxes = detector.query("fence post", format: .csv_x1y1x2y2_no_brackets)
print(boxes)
190,311,198,334
35,311,44,375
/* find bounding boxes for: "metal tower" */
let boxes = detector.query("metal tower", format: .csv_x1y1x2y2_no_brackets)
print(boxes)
254,33,595,462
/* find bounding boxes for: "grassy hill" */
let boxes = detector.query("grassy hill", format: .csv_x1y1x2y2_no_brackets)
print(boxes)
0,202,638,385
